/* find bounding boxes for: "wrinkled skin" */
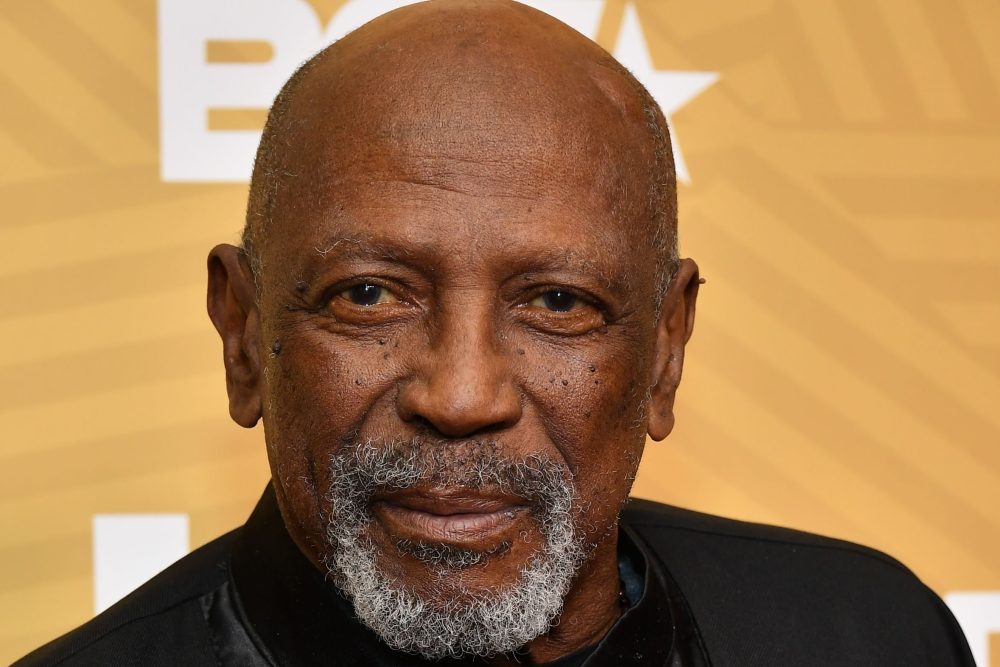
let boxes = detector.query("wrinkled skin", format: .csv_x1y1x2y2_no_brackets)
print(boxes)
207,1,699,663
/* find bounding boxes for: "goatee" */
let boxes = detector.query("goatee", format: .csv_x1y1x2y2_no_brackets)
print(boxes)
323,438,586,659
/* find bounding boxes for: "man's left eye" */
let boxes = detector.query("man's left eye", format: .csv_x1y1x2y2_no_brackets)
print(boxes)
529,290,582,312
340,283,398,306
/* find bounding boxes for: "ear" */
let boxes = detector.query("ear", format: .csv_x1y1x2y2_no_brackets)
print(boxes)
647,258,700,441
207,244,263,428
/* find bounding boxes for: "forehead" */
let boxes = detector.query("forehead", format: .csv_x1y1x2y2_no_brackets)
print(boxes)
282,71,651,201
265,173,641,308
263,130,651,292
257,4,660,285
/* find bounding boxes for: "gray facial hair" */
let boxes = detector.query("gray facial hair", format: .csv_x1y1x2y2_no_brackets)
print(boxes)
323,438,587,660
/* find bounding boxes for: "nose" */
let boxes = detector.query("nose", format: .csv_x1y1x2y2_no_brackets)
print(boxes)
397,300,522,438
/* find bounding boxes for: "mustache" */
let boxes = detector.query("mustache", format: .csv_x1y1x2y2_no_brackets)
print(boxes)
324,437,577,571
326,437,571,504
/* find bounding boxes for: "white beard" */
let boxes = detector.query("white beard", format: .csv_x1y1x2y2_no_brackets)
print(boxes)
323,439,586,659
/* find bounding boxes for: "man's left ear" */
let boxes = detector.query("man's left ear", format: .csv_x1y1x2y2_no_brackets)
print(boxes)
647,258,700,441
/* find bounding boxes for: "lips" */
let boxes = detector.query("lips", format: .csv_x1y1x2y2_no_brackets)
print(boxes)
371,489,529,545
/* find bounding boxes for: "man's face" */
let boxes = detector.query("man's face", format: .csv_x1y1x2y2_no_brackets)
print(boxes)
257,124,659,571
251,63,662,628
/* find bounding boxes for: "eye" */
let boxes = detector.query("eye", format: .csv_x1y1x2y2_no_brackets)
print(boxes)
339,283,398,307
520,286,607,335
530,290,582,312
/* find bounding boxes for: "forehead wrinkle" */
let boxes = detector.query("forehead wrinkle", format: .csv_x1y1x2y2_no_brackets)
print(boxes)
302,122,596,210
365,176,541,203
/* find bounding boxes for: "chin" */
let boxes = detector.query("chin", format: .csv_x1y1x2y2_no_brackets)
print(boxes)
328,527,585,660
372,534,548,607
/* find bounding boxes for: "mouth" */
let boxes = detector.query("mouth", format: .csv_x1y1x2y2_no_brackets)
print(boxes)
370,489,531,547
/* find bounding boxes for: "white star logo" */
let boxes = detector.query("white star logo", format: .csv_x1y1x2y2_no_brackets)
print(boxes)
613,4,717,184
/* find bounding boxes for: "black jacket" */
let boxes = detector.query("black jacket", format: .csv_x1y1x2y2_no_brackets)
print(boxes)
16,485,973,666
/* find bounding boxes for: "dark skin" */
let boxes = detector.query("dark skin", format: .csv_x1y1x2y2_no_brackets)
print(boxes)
207,1,699,663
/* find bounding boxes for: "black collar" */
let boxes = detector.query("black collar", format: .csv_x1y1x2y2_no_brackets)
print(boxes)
229,485,708,666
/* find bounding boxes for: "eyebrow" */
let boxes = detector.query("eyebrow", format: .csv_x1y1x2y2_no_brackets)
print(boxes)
313,234,415,264
517,246,630,293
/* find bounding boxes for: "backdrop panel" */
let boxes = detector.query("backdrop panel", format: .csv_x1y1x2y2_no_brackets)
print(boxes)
1,1,997,663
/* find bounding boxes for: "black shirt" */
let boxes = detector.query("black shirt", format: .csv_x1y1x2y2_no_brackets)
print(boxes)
16,485,973,666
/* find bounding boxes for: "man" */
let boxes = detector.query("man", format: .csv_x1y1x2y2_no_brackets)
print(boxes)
17,1,974,665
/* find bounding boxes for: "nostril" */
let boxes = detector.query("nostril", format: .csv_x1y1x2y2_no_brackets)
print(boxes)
406,415,436,432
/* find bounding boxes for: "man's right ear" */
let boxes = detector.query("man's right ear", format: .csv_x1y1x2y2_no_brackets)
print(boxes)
207,244,262,428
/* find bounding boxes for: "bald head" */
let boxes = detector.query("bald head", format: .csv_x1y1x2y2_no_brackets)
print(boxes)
243,0,677,301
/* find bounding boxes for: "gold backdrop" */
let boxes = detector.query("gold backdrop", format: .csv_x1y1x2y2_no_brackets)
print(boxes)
2,1,998,663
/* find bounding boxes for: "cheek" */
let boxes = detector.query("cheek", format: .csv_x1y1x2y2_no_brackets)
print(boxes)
265,328,409,432
517,329,653,533
259,328,411,542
